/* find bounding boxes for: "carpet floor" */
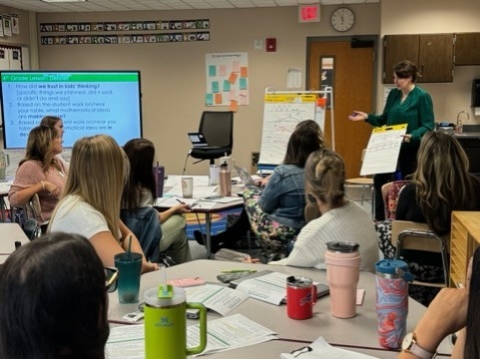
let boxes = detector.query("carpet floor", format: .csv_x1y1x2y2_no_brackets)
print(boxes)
185,208,242,240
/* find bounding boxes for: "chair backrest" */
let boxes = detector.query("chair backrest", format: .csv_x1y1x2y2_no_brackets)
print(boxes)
392,220,449,288
199,111,233,148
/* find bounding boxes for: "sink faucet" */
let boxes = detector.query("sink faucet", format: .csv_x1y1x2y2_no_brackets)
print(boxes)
456,110,469,134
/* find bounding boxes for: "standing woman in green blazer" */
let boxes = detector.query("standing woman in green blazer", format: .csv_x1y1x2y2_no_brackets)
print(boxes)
348,60,435,220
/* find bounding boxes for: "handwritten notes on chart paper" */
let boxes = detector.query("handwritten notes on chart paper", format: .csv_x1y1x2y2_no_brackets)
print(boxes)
360,124,407,176
258,94,316,166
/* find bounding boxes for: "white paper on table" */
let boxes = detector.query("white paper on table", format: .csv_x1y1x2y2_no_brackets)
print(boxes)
105,325,144,359
185,284,249,316
188,313,277,356
236,271,289,305
280,336,380,359
154,197,199,207
0,181,12,194
360,124,407,176
214,196,243,204
105,314,277,358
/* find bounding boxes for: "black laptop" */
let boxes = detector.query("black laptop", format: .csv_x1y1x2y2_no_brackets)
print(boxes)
188,132,220,149
188,132,209,148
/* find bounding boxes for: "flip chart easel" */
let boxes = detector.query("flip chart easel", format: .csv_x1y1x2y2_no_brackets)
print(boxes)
257,87,334,172
360,124,407,176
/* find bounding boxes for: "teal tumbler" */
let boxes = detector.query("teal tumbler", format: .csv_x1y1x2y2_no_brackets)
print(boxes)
114,252,142,303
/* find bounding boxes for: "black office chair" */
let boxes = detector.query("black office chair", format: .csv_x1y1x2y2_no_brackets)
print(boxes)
190,111,234,165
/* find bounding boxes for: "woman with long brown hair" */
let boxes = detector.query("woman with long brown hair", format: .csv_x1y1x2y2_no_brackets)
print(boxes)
9,125,67,222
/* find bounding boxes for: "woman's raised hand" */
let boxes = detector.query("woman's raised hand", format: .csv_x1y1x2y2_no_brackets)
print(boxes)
348,111,368,121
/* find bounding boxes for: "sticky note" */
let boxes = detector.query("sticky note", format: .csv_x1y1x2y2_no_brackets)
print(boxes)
205,93,213,106
211,81,220,93
228,72,238,84
223,80,231,92
229,100,238,112
208,65,216,77
239,78,247,90
240,66,248,78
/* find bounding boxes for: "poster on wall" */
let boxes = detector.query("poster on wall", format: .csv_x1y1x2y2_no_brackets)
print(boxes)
3,15,11,36
0,16,4,37
205,52,249,110
11,13,19,34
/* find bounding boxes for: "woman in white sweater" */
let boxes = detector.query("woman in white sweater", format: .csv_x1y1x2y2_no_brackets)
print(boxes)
270,149,378,272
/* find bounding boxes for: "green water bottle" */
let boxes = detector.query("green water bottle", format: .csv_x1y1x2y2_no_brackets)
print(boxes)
144,284,207,359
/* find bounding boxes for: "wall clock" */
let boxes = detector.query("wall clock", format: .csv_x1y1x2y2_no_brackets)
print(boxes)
330,7,355,32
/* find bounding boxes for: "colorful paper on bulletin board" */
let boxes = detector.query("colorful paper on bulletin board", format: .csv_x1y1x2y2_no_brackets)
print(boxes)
205,52,249,107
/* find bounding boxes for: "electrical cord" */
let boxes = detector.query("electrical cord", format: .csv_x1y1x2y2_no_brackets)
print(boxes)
182,152,191,176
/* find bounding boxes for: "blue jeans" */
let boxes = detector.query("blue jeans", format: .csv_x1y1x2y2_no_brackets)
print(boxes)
121,207,162,262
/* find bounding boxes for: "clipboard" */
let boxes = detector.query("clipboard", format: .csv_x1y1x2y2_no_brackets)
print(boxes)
360,124,407,176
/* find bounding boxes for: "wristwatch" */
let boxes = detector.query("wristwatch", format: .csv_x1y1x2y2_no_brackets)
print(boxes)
402,332,437,359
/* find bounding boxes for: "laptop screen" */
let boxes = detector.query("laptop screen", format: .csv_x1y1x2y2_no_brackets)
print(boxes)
188,132,208,147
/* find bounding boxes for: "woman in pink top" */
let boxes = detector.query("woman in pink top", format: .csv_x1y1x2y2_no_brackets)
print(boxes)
9,126,67,223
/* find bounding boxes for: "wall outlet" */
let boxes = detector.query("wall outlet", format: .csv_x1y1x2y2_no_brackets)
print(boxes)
254,39,263,50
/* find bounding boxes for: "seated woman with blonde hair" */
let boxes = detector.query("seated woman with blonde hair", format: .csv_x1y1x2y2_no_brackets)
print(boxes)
270,149,378,272
48,134,158,273
9,126,67,223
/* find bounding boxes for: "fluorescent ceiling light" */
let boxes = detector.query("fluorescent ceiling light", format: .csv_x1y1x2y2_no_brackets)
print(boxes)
42,0,87,3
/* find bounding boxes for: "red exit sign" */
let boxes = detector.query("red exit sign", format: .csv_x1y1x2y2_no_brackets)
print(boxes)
298,4,320,23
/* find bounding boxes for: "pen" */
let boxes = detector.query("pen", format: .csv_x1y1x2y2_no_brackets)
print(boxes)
176,198,186,204
220,269,257,273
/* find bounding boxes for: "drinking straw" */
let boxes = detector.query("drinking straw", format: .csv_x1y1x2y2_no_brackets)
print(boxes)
127,235,132,259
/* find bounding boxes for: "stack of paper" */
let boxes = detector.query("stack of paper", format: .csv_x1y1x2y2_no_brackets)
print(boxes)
105,314,277,358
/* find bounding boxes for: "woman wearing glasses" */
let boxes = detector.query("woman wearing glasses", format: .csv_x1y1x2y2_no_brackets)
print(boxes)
0,232,112,358
48,135,157,273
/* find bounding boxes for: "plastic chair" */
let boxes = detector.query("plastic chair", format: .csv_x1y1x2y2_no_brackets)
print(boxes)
190,111,234,165
392,220,449,288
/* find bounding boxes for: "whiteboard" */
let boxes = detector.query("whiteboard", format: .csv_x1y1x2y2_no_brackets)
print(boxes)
258,94,316,166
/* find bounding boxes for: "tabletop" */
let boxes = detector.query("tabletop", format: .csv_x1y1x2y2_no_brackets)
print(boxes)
107,260,453,356
0,223,30,263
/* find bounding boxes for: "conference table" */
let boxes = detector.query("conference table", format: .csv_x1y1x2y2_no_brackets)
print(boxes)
0,223,30,263
155,175,245,258
108,260,453,358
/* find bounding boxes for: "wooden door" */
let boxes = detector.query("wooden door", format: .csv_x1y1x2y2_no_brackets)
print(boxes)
383,35,419,84
308,39,375,178
419,34,453,83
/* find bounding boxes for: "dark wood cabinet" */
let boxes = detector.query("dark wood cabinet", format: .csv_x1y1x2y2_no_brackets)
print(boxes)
383,34,454,83
455,33,480,66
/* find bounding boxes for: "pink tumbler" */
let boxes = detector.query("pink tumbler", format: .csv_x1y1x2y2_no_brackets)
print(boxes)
324,241,361,319
375,259,413,349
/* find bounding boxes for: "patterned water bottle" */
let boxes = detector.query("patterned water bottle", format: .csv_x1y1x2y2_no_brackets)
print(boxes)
375,259,414,349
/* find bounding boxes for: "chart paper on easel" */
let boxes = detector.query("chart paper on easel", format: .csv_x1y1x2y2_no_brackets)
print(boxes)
360,124,407,176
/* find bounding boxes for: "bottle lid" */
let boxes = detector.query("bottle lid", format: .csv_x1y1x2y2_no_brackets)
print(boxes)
375,259,414,281
144,286,186,307
326,241,359,253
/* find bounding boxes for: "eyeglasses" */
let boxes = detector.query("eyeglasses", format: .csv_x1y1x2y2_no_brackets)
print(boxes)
105,267,119,293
